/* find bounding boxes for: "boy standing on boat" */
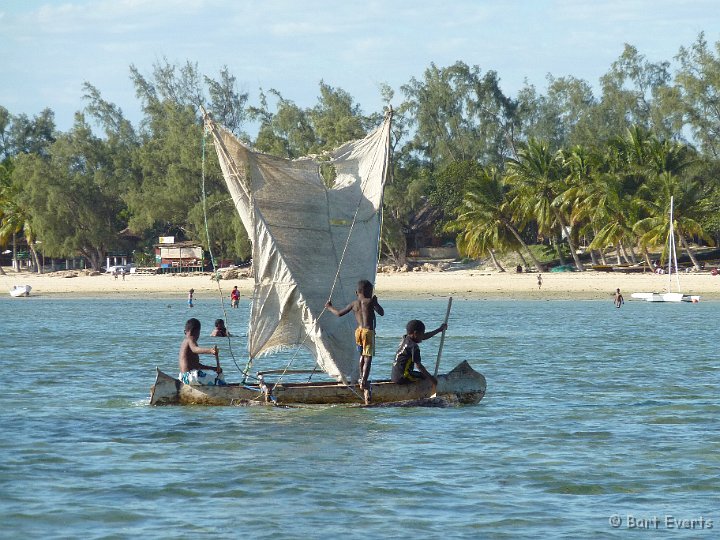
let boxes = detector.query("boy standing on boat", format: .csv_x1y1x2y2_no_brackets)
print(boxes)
391,319,447,387
179,318,225,385
326,280,384,404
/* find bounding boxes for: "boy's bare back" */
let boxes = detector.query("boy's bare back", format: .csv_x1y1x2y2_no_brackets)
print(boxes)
326,279,384,328
355,296,380,329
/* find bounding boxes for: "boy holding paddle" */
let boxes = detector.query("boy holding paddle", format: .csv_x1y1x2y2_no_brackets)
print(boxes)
178,318,225,385
391,319,447,387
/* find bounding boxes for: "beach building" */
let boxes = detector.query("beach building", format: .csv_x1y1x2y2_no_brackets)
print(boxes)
405,200,458,259
154,237,205,273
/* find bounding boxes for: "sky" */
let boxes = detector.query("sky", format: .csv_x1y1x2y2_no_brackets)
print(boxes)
1,0,719,134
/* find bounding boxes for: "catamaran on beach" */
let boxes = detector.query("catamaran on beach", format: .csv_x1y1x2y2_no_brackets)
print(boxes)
631,197,700,303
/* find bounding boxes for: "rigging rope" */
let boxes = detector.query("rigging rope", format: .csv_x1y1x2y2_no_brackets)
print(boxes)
200,125,243,375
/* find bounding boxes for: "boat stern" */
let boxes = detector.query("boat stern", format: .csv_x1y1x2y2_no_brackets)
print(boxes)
149,368,181,405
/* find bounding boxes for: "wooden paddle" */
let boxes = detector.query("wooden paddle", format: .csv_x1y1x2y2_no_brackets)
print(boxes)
213,345,221,375
433,296,453,377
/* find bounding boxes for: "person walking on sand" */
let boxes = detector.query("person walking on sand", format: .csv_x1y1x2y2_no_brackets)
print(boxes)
537,273,543,290
326,279,384,404
188,288,194,308
613,288,624,308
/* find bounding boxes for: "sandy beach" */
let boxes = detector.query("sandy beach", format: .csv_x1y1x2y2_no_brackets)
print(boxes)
3,266,720,300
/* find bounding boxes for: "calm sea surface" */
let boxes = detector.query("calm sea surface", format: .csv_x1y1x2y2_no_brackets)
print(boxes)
0,296,717,539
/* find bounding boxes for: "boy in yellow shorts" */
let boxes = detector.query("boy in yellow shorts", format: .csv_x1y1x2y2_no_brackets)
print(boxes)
326,280,384,403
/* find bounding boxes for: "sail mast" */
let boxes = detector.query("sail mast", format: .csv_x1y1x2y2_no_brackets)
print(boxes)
669,196,681,292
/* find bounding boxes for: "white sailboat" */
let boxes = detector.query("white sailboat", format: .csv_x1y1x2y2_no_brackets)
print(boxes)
631,197,699,303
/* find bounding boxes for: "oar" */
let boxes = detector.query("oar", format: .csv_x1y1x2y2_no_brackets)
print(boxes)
433,296,453,377
213,345,221,377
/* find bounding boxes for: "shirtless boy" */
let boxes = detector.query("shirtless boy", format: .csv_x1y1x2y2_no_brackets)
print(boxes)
326,280,384,403
178,318,223,385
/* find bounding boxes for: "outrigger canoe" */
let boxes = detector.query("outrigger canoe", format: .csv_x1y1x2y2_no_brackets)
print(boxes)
150,361,486,406
156,112,488,408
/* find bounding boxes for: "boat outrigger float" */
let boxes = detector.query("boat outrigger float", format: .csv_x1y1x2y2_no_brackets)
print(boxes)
150,361,486,406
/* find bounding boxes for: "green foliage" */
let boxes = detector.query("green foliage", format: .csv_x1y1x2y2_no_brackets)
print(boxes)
401,61,518,167
186,191,250,263
430,160,483,218
517,75,597,150
676,33,720,158
4,35,720,272
12,114,127,269
126,102,207,232
0,107,56,159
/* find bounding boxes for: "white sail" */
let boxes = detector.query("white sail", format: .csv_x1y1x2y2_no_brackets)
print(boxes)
207,113,392,382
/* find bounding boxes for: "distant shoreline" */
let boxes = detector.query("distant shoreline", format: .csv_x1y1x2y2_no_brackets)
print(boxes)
3,266,720,301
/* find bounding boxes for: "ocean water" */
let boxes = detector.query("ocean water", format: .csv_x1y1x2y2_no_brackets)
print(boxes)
0,296,718,539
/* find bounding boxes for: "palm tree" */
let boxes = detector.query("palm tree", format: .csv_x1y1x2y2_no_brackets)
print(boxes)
566,141,649,265
506,138,584,270
0,179,41,273
634,138,712,269
445,166,545,271
0,161,12,275
561,145,605,264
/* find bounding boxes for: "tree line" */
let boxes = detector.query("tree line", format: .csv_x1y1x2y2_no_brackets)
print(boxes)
1,33,720,273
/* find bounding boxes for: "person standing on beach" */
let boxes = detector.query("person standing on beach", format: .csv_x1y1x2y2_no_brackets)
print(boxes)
188,288,194,308
614,288,624,308
230,285,240,308
537,273,543,290
325,280,384,404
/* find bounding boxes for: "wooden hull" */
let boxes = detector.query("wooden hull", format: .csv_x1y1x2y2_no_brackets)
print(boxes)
150,361,486,406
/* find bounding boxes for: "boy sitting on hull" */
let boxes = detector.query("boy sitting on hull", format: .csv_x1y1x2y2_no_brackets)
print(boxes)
391,319,447,387
325,279,384,404
178,318,225,385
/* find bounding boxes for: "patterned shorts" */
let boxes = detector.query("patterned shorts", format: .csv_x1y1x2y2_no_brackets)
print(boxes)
355,327,375,357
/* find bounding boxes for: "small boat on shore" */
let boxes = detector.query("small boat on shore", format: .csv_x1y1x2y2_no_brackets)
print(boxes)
9,285,32,297
150,361,486,406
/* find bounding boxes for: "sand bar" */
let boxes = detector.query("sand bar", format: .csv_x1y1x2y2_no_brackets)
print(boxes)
3,267,719,301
